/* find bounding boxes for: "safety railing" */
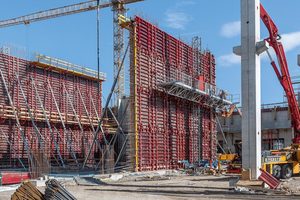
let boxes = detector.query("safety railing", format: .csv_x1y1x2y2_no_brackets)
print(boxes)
261,102,288,109
0,45,29,60
0,47,107,81
35,54,106,80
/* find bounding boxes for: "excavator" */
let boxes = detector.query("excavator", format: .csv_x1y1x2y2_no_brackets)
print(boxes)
219,3,300,179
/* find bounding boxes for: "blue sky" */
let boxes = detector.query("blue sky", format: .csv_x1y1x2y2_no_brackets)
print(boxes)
1,0,300,104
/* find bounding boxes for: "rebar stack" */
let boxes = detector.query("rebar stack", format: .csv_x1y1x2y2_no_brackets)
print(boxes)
44,179,77,200
11,182,45,200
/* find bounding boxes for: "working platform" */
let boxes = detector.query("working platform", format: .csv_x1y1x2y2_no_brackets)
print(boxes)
159,80,234,109
32,54,106,81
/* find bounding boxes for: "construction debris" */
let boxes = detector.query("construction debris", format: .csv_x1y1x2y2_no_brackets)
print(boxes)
11,182,44,200
280,178,300,194
258,168,280,189
44,179,77,200
233,185,288,196
234,186,255,194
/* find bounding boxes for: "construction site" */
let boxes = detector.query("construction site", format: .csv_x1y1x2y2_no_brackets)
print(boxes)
0,0,300,200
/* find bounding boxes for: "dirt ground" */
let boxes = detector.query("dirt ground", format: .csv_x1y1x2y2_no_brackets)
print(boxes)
1,175,300,200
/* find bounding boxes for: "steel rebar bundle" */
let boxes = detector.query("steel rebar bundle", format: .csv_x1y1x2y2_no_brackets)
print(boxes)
45,179,76,200
44,179,77,200
11,182,45,200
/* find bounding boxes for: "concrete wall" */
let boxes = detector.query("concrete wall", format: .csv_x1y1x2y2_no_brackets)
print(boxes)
217,107,294,153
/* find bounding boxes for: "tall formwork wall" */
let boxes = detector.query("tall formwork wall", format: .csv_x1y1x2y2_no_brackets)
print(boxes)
130,16,216,171
0,52,104,173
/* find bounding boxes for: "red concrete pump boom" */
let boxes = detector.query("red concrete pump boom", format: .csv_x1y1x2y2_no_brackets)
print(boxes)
260,4,300,143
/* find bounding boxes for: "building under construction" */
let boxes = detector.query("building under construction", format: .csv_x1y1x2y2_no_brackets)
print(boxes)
0,16,232,176
3,1,300,199
0,49,107,175
127,16,231,171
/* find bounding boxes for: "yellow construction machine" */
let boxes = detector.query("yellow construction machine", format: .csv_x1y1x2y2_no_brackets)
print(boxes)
218,104,242,174
261,144,300,179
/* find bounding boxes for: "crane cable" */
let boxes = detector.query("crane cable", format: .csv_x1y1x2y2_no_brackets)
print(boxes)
97,0,100,110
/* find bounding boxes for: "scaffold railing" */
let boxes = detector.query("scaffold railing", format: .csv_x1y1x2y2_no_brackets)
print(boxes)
34,54,106,80
0,45,29,60
261,102,289,109
0,46,107,81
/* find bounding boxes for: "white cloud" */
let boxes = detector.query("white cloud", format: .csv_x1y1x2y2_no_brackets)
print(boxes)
164,1,194,30
165,10,191,30
281,31,300,52
220,21,241,38
218,53,240,66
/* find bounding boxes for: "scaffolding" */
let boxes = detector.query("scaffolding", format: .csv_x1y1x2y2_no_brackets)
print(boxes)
0,50,114,175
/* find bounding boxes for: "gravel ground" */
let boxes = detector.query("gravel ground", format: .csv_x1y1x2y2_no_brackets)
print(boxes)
1,175,300,200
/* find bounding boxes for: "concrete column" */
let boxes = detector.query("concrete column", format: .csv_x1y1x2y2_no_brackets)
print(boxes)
241,0,261,179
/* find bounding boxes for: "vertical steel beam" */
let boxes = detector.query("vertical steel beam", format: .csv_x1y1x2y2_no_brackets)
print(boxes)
240,0,261,179
197,108,202,163
135,25,139,171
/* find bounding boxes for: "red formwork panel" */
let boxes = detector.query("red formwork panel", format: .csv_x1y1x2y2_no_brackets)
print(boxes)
133,16,217,171
0,53,103,170
1,171,30,185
